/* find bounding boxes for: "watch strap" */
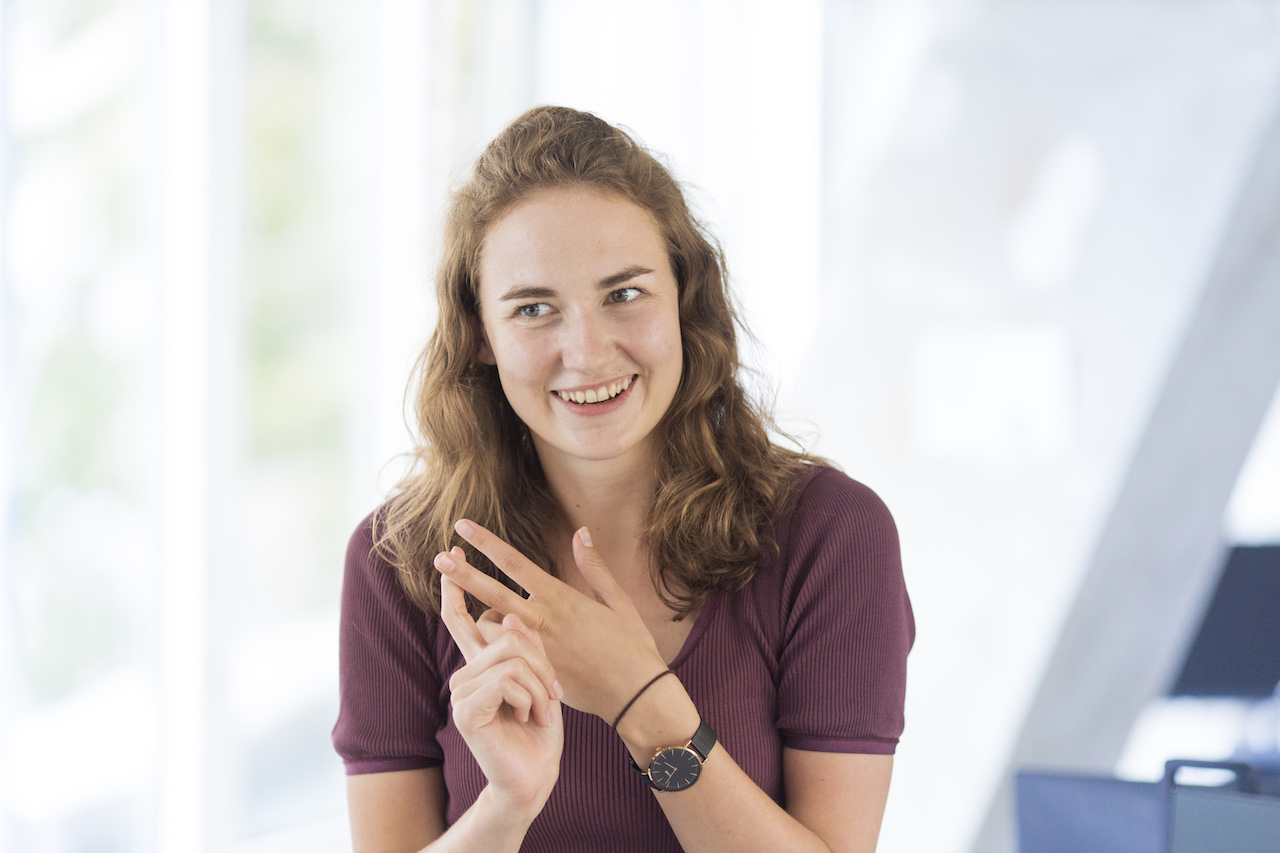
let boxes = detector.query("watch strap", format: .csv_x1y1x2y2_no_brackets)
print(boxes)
688,719,716,761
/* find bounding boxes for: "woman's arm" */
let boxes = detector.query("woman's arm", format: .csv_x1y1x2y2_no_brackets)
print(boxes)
784,750,893,852
347,766,560,853
347,571,563,853
347,768,443,853
613,674,893,852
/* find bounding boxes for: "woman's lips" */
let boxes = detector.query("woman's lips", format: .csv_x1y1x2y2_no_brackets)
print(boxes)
552,374,634,404
551,374,637,416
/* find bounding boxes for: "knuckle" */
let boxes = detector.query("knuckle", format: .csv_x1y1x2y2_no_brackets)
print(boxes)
526,609,554,635
496,551,524,575
490,588,517,611
497,654,532,676
498,629,529,650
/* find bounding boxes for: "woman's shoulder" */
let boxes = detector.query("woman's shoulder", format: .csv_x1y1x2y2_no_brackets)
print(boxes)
345,505,400,581
340,505,454,668
342,505,437,621
346,508,378,557
780,464,897,540
756,463,902,593
345,495,444,611
343,507,404,601
768,464,910,629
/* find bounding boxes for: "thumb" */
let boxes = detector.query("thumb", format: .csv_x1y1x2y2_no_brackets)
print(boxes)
572,527,626,607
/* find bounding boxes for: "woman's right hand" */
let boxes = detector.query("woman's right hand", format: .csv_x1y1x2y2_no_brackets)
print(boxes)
440,560,564,819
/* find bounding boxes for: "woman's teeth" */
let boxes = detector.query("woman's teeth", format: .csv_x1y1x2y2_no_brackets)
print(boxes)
554,375,633,405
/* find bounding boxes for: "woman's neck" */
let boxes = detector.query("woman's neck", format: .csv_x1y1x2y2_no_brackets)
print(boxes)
534,442,657,580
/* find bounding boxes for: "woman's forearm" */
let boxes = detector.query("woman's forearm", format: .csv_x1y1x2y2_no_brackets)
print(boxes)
424,785,542,853
649,751,833,853
615,678,881,853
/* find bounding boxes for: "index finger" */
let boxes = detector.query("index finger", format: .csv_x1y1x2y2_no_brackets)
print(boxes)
439,574,486,662
454,518,560,599
435,546,534,620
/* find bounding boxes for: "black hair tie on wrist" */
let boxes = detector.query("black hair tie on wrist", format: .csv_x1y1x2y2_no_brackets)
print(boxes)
611,670,676,729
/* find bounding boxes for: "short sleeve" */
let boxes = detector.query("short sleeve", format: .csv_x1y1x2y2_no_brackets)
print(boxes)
331,513,445,774
774,468,914,754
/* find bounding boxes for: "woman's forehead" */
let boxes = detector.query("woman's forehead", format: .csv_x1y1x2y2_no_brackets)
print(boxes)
477,187,669,297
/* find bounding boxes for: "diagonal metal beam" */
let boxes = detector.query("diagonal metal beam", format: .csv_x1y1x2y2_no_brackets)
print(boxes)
972,87,1280,853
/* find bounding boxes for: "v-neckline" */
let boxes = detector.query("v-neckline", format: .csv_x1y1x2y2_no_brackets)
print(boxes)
666,590,719,669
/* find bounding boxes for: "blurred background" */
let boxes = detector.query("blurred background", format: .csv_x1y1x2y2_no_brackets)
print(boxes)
2,0,1280,851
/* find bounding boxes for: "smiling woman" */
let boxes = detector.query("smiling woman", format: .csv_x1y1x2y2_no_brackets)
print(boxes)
332,106,914,853
476,187,683,470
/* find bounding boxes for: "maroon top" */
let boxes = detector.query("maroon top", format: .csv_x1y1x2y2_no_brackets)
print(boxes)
333,465,913,850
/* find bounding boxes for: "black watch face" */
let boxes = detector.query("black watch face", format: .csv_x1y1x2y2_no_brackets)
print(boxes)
648,747,703,791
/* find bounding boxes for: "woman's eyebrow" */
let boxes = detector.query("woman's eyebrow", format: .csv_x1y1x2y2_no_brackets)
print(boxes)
499,285,557,302
597,265,654,289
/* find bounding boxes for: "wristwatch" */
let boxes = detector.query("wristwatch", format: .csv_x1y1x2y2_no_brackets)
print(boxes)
628,719,717,791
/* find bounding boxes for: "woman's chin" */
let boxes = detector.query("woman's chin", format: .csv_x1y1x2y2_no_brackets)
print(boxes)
531,433,658,470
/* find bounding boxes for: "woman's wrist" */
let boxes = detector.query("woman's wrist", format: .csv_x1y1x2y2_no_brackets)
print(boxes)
428,784,548,853
475,782,552,834
613,674,702,763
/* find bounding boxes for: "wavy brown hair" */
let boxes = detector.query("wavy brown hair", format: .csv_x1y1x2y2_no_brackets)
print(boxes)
375,105,821,617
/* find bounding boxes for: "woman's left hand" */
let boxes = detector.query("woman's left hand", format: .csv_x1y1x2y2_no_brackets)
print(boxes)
433,520,669,723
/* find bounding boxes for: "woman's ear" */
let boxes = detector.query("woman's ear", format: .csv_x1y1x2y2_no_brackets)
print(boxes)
473,318,497,365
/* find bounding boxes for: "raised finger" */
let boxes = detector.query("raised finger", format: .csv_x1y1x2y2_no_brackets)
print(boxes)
435,545,533,621
453,519,561,601
571,526,627,608
439,573,486,661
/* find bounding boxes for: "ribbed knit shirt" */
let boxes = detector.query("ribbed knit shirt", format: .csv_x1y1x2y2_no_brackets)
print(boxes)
333,465,914,850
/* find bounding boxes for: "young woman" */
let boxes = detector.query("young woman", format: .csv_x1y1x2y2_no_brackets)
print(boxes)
334,106,913,852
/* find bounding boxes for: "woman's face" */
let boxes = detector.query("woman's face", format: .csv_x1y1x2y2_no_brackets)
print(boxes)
475,186,683,471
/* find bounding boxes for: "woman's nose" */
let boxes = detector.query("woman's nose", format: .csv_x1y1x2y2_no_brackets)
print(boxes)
560,312,613,369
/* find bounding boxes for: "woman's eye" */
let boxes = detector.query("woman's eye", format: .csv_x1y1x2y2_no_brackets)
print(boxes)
609,287,642,304
515,302,551,318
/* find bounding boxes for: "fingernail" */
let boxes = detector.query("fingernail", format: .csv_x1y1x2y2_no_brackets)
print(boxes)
434,553,456,572
455,519,474,537
553,680,564,699
579,526,593,548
